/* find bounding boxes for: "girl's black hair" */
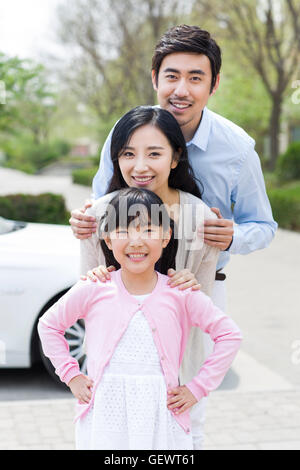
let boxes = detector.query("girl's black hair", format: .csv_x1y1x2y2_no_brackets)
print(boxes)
99,187,178,275
106,106,203,199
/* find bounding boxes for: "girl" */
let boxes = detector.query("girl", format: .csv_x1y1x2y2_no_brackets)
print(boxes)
38,187,242,451
76,106,221,449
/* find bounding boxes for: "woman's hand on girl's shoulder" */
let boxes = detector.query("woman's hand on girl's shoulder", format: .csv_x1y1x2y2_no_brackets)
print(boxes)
80,265,116,283
167,268,202,291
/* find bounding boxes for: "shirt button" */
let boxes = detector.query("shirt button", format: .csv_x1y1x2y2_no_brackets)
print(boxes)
161,356,165,361
152,327,156,332
186,428,190,433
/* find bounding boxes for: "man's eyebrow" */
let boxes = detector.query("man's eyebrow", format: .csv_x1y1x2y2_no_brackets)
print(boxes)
189,69,206,75
163,67,206,75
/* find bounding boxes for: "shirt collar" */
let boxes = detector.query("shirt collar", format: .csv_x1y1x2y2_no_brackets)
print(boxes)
186,107,211,151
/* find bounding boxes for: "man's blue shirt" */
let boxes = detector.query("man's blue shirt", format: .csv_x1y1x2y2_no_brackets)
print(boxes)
92,107,277,270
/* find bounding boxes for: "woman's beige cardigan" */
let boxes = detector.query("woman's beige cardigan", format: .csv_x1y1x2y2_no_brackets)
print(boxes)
80,190,219,384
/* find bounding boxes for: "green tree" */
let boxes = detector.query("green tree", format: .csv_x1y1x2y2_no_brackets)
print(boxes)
192,0,300,169
0,53,71,173
55,0,192,122
0,53,56,140
209,43,271,155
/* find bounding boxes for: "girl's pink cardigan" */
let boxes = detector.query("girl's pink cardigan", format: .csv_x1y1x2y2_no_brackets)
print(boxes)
38,269,242,434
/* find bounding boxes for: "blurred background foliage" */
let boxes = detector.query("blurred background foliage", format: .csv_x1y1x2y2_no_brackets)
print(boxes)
0,0,300,229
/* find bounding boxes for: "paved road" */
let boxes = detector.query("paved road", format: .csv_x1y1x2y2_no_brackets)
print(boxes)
226,227,300,389
0,167,92,211
0,364,70,401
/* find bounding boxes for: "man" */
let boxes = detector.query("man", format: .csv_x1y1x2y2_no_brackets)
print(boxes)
70,25,277,449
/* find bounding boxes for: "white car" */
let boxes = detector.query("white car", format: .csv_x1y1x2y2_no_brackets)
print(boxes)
0,216,87,382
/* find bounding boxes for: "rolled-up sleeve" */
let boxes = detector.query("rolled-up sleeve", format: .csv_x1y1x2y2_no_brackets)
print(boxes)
229,147,277,255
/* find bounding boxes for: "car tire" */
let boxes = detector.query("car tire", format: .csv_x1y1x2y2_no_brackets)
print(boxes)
39,319,88,384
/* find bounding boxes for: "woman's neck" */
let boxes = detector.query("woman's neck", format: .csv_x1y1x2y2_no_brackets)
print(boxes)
156,186,179,206
121,269,158,295
155,187,180,223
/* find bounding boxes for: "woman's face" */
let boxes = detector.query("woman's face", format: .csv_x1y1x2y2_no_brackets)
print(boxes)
118,124,178,200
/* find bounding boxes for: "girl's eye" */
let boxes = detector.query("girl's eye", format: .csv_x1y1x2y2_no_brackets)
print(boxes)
141,228,154,238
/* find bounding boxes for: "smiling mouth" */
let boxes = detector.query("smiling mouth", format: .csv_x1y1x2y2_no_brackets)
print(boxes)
126,253,148,260
169,100,192,110
132,176,155,183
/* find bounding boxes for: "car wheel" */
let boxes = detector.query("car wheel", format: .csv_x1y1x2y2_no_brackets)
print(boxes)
39,319,87,384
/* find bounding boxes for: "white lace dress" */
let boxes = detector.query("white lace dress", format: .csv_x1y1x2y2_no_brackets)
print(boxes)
75,294,193,450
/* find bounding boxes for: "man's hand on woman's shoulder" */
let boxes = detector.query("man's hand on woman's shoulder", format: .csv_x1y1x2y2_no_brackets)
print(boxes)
69,199,97,239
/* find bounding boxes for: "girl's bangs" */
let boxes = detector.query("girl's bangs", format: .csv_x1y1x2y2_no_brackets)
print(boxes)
98,190,170,239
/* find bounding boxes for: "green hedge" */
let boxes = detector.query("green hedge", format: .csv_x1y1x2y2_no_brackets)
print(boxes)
276,142,300,183
268,185,300,231
3,138,71,174
0,193,70,225
72,167,98,186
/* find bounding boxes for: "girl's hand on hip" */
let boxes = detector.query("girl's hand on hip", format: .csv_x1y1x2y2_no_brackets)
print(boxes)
68,375,94,404
167,268,201,291
80,265,116,282
166,385,197,414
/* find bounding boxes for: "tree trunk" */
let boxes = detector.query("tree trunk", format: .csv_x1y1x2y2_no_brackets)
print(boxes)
268,95,282,171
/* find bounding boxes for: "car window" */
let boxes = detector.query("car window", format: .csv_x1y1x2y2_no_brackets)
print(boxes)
0,217,26,235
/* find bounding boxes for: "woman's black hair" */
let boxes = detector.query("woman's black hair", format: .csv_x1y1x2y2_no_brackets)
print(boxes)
99,187,178,275
106,106,203,199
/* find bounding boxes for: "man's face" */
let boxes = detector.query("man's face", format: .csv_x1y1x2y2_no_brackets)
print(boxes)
152,52,219,141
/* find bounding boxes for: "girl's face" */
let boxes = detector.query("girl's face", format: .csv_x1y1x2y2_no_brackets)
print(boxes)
118,124,178,200
104,218,171,275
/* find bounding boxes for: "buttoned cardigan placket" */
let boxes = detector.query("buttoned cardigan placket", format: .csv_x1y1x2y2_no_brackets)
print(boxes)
112,271,191,435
